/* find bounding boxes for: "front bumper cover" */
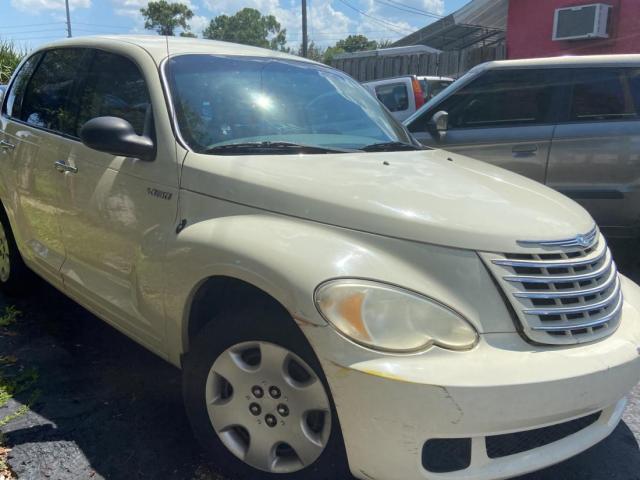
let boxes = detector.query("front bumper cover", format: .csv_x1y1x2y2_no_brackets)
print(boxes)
301,275,640,480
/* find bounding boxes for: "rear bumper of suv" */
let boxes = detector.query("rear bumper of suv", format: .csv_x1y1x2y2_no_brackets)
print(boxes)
305,274,640,480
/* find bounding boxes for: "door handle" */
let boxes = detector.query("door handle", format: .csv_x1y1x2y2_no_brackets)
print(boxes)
54,160,78,174
512,144,538,157
0,140,15,150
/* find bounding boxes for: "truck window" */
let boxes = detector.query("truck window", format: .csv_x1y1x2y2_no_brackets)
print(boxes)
420,79,452,101
374,83,409,112
569,68,636,122
76,50,151,136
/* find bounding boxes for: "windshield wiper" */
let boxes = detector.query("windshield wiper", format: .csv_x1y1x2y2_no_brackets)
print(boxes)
203,141,354,155
361,141,423,152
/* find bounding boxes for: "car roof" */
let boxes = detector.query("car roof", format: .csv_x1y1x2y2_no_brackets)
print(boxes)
477,54,640,71
363,75,454,85
416,76,454,81
33,35,320,66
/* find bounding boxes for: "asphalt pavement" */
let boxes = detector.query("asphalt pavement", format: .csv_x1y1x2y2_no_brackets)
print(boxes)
0,239,638,480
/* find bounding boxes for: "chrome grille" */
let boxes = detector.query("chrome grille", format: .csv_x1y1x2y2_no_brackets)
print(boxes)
480,229,622,345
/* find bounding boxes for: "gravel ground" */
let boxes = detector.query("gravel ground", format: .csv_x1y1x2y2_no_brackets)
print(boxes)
0,240,639,480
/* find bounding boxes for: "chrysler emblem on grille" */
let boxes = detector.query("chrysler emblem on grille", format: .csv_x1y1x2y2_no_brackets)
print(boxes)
575,234,590,247
517,225,598,248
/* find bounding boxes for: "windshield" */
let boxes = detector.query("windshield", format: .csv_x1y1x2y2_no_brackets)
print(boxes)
165,54,414,154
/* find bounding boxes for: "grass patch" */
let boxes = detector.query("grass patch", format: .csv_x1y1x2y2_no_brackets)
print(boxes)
0,40,26,84
0,365,39,480
0,305,38,480
0,307,20,329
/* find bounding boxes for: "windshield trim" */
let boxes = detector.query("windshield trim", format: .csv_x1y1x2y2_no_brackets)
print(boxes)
160,55,192,152
160,53,416,155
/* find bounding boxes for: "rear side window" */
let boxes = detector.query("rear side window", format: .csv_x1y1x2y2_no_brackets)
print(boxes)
374,83,409,112
3,53,42,118
76,51,151,136
19,49,88,136
569,68,636,122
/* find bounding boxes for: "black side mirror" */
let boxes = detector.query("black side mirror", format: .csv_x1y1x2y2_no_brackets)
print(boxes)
427,110,448,142
80,116,155,161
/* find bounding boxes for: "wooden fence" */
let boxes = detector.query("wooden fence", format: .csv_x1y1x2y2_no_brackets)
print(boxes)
332,42,506,81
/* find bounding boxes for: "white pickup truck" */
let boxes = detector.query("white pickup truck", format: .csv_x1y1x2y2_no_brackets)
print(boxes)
363,75,454,121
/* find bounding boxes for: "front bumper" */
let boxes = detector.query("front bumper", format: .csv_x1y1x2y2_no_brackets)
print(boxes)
301,275,640,480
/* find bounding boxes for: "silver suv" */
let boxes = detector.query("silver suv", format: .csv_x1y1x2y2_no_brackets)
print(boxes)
406,55,640,239
1,37,639,480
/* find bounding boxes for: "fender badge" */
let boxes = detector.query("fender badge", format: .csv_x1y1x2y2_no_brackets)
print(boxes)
147,188,172,201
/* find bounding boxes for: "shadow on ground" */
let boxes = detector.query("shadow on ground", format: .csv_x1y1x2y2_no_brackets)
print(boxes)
0,239,639,480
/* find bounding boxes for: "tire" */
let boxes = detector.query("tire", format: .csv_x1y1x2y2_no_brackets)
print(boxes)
0,208,33,296
182,300,352,480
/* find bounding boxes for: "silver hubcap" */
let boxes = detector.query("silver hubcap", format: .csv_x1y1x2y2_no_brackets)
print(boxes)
0,223,10,283
206,341,332,473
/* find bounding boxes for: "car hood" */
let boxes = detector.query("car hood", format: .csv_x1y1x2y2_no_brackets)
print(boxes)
181,149,594,253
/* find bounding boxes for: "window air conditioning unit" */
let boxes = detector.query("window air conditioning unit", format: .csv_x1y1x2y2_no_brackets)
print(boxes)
553,3,611,41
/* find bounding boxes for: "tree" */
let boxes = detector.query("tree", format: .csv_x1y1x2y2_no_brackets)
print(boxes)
321,34,379,65
203,8,287,51
298,41,325,62
180,31,197,38
322,46,344,65
140,0,193,36
377,39,395,49
334,34,377,53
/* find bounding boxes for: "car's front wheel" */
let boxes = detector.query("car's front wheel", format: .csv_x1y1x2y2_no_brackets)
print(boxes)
182,302,351,480
0,208,33,296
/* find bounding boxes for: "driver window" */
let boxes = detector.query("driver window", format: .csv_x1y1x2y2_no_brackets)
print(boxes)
434,69,561,129
76,50,151,137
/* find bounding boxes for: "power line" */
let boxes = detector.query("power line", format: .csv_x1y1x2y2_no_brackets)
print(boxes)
0,26,67,35
4,35,63,41
287,31,404,41
379,0,443,18
0,22,65,29
335,0,413,35
4,29,66,38
73,21,131,30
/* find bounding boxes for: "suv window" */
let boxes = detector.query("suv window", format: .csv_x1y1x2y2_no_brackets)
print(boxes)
569,68,637,122
19,49,88,136
411,69,559,131
627,68,640,114
3,53,42,118
374,83,409,112
76,50,151,136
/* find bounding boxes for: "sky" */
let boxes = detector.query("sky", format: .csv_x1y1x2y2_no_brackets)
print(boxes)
0,0,470,50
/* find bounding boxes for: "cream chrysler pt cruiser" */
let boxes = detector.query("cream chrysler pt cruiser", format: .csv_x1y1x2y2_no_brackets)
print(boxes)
0,36,639,480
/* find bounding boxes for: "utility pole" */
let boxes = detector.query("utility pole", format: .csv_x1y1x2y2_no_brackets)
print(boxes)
65,0,72,38
301,0,308,57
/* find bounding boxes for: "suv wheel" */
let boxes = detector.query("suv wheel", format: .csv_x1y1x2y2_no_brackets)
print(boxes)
0,210,32,296
182,303,351,480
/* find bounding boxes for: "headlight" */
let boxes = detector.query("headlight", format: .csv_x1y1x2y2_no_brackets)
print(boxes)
314,279,478,352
